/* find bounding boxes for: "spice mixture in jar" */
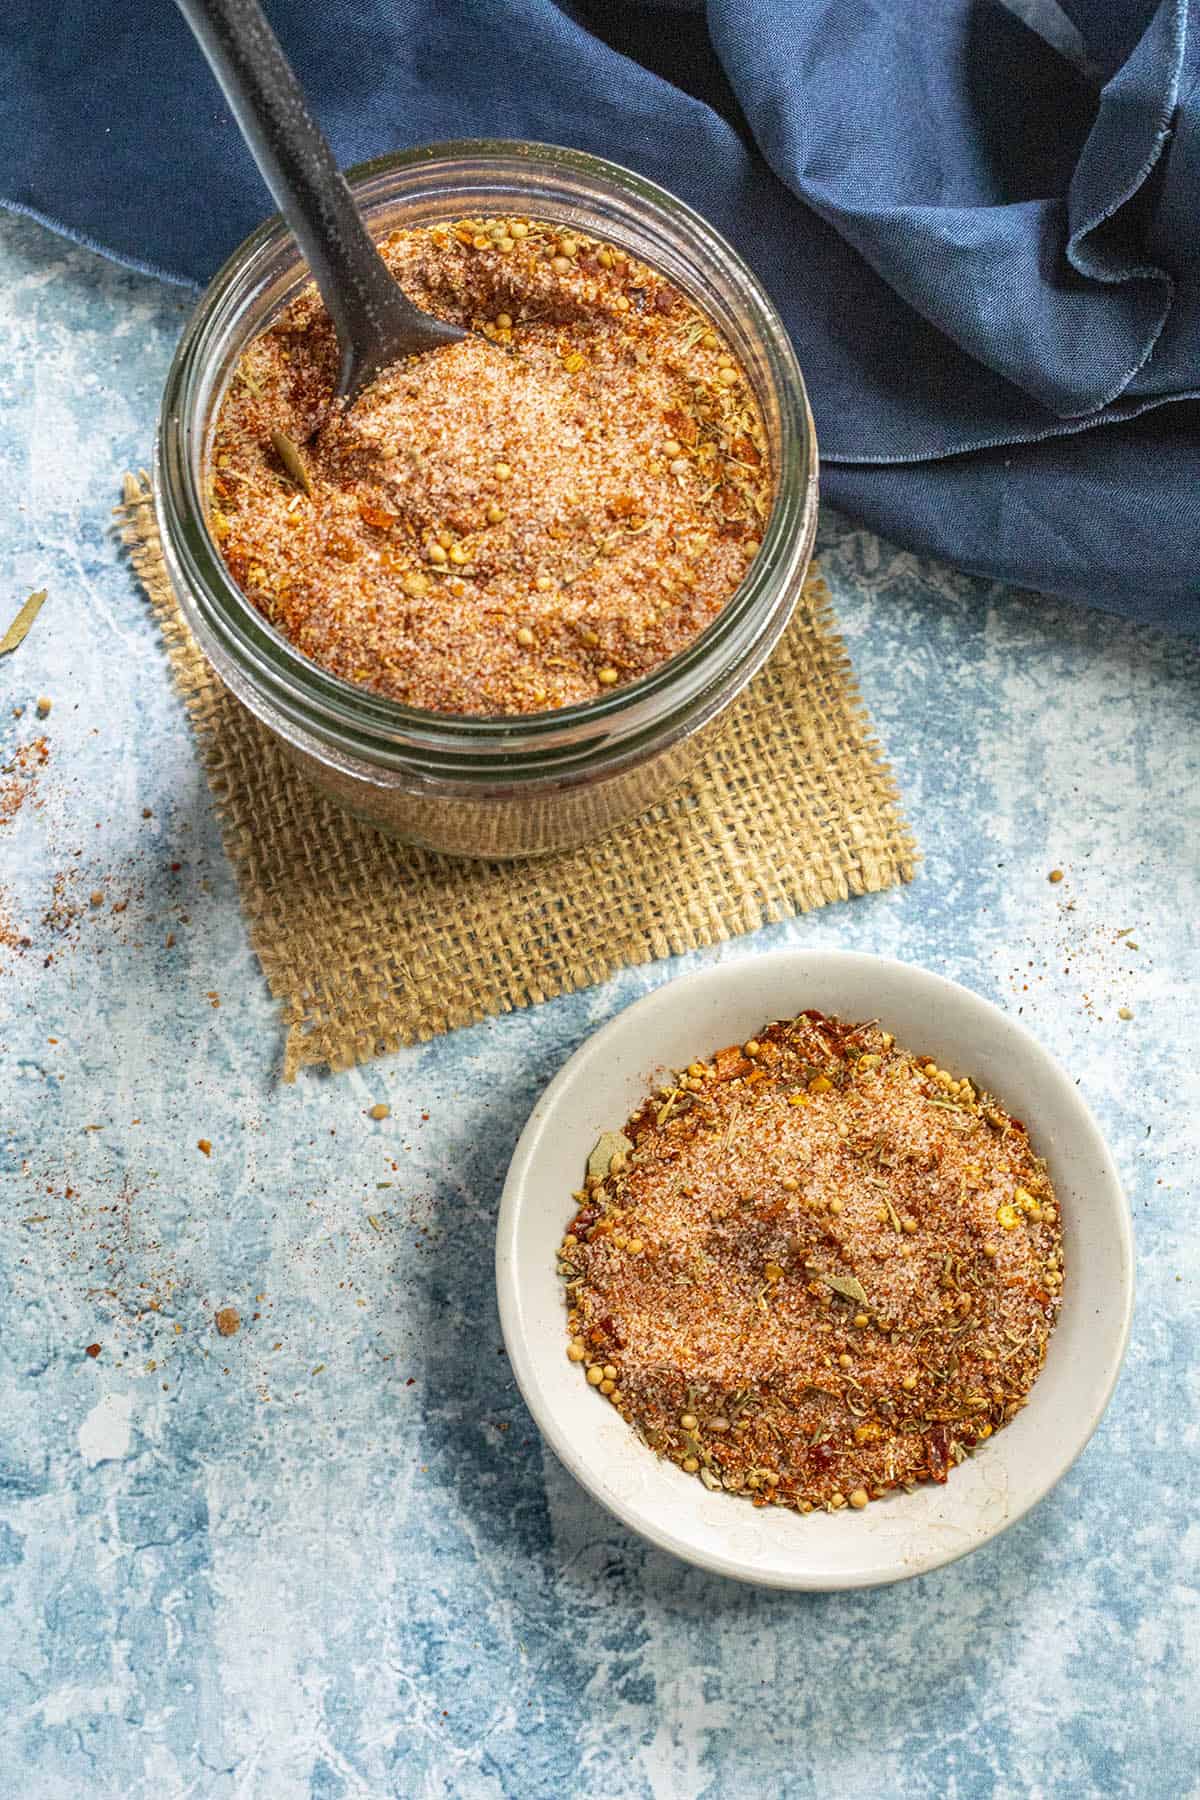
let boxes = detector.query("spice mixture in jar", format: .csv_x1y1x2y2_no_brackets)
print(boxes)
208,218,774,716
559,1012,1064,1514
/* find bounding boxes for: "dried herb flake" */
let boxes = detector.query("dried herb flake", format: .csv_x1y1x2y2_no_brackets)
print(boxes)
0,589,47,658
586,1130,634,1182
821,1273,871,1306
270,428,314,497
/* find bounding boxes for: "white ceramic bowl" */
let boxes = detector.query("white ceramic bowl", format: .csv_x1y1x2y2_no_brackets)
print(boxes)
496,950,1133,1589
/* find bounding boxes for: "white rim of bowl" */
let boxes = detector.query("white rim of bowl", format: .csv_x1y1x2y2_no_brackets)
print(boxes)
495,949,1134,1589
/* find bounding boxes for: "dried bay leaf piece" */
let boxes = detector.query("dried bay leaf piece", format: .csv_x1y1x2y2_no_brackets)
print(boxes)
587,1130,634,1182
270,428,314,498
821,1273,870,1306
0,589,47,657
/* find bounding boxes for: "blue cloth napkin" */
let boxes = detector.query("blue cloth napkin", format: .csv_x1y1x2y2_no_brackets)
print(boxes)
4,0,1196,631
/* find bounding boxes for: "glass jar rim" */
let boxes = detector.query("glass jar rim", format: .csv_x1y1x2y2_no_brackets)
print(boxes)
156,138,816,763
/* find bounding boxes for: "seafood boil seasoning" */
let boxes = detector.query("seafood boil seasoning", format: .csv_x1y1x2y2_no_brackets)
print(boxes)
559,1013,1064,1514
208,217,773,716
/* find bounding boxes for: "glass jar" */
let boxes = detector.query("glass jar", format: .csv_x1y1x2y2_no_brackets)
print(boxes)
156,141,818,859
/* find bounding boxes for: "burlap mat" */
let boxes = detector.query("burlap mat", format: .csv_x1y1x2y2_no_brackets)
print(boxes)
119,473,916,1078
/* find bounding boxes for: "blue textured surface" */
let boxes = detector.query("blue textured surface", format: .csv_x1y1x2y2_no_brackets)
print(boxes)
0,211,1197,1798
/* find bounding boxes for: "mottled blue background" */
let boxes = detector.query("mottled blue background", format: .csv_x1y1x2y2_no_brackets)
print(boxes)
0,211,1197,1798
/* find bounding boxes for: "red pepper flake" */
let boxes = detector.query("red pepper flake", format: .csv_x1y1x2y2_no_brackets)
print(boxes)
197,1138,212,1156
84,1343,101,1359
358,501,400,531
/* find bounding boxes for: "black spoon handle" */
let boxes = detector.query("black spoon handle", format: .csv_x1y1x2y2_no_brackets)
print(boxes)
174,0,463,398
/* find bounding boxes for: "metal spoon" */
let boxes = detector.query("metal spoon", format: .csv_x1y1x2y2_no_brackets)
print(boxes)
174,0,467,404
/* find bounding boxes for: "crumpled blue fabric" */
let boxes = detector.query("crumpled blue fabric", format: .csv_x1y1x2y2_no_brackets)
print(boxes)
3,0,1196,631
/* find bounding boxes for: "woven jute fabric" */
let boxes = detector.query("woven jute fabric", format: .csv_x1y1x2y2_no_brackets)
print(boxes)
119,473,916,1078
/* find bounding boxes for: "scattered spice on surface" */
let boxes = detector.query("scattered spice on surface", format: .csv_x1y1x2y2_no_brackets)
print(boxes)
1048,869,1064,884
559,1011,1063,1514
215,1307,241,1338
368,1102,391,1121
84,1342,101,1359
0,737,50,829
209,215,773,715
35,696,52,718
197,1138,212,1156
1118,1006,1133,1020
0,588,48,657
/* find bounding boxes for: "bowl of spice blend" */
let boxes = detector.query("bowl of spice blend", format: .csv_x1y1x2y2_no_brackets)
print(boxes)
155,141,817,857
497,951,1132,1588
